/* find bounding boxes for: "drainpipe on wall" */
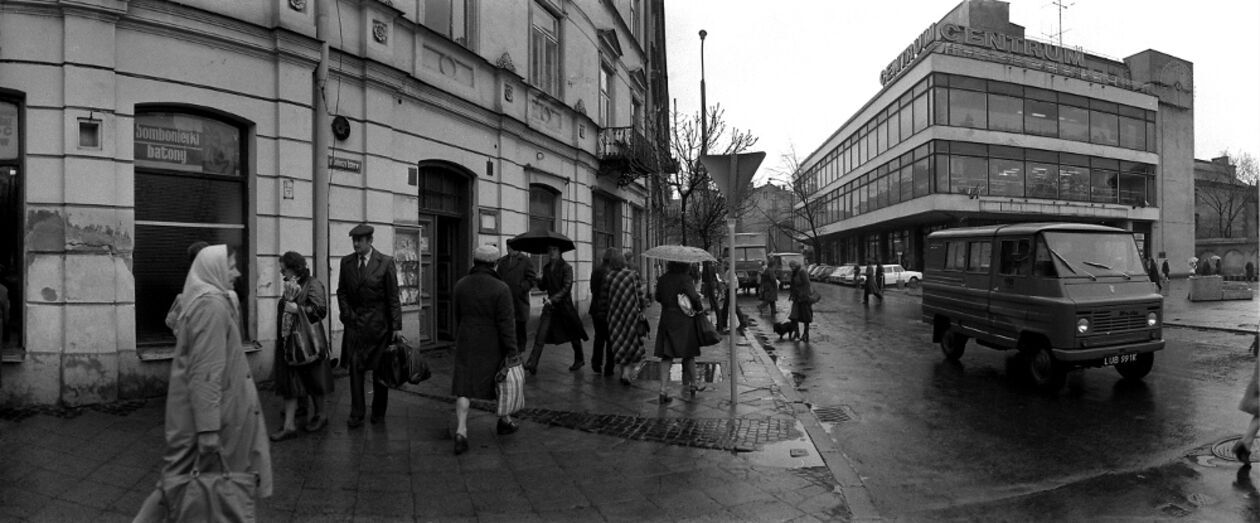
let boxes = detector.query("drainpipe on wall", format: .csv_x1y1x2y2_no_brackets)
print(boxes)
314,0,332,340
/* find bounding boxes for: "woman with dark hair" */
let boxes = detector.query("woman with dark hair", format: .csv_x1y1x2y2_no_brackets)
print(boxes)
602,249,649,385
524,245,588,374
451,245,520,455
588,248,614,376
270,251,334,441
653,261,705,403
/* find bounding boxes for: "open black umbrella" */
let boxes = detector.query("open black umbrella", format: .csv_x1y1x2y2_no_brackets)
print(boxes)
507,230,575,255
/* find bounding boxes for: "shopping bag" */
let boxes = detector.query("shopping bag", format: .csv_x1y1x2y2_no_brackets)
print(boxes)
375,337,431,388
695,314,721,347
496,355,525,416
160,454,257,523
283,309,327,366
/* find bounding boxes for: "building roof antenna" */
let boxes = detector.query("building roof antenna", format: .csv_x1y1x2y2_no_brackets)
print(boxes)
1042,0,1074,48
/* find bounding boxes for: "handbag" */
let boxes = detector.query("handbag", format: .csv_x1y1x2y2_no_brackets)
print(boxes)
808,290,822,305
496,353,525,416
160,453,257,523
283,307,327,367
695,314,721,347
636,314,651,338
375,337,431,389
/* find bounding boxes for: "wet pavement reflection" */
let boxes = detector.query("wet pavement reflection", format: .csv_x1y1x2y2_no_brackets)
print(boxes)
746,281,1259,520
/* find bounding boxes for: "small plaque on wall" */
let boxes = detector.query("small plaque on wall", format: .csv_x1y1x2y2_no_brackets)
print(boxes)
479,208,499,235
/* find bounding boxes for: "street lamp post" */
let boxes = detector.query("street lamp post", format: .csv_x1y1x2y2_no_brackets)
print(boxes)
699,29,708,159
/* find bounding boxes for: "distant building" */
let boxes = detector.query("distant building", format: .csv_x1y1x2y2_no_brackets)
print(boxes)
1193,155,1258,276
0,0,673,406
737,183,799,255
797,0,1193,274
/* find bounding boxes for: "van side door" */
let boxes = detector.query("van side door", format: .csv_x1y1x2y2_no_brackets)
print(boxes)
962,238,995,341
988,237,1038,348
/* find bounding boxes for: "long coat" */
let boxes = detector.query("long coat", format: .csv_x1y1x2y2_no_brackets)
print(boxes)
654,271,704,359
163,292,273,498
273,276,334,399
603,268,647,364
496,252,536,323
588,265,609,321
538,258,589,344
452,265,518,400
336,249,403,369
759,266,779,303
789,267,814,323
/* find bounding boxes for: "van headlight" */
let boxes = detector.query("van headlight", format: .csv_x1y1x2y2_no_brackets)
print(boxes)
1146,312,1158,327
1076,318,1090,334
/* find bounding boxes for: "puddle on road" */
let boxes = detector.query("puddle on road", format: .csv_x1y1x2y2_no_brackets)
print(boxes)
635,360,725,383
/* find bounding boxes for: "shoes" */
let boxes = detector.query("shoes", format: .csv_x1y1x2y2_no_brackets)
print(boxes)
454,433,469,455
687,385,708,396
1235,441,1252,468
568,360,584,371
801,334,810,343
658,393,672,405
346,417,364,429
523,363,537,376
269,428,298,442
304,415,327,432
496,419,520,435
619,377,632,386
370,415,384,425
592,365,604,375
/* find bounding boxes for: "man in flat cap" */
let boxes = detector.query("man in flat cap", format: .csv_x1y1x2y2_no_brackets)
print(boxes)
337,223,403,428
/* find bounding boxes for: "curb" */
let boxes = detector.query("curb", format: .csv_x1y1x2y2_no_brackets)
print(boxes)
739,325,883,521
1164,322,1259,336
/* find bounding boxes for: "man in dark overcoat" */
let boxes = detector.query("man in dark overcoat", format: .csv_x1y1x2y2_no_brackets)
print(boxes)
336,224,403,428
863,260,884,304
523,245,588,374
496,243,537,352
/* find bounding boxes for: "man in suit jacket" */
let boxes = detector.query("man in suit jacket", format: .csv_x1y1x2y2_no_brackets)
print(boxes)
496,243,537,352
337,224,403,428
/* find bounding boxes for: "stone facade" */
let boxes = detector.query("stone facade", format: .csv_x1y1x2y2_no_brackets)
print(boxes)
0,0,670,406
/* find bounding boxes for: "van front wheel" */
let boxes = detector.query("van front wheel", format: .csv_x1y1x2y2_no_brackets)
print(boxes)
1023,346,1065,392
939,328,966,361
1115,353,1154,380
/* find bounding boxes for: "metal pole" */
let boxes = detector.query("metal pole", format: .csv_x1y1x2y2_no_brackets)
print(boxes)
314,0,332,355
699,30,707,159
727,154,738,412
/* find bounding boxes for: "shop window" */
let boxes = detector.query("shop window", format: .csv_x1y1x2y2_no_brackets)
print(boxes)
948,89,987,129
1024,99,1058,137
989,158,1025,197
0,98,22,354
1091,169,1118,203
1090,110,1119,146
133,110,248,345
424,0,477,48
950,155,987,196
987,94,1023,133
1059,105,1089,142
1058,165,1091,202
394,229,421,307
530,3,561,97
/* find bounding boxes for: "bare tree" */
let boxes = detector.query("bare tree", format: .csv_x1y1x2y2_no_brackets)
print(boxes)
763,144,824,259
1197,151,1258,238
664,103,758,247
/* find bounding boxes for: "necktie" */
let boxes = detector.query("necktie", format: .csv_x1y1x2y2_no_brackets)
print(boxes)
359,255,367,277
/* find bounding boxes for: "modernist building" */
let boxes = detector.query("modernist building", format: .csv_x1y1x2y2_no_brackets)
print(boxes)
0,0,672,406
797,0,1194,275
1193,155,1258,276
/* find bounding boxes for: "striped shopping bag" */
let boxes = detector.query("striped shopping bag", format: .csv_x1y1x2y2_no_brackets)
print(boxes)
496,358,525,416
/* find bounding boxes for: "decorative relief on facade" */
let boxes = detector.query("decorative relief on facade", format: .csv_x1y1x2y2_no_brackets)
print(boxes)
289,0,307,11
574,99,586,115
529,96,564,133
496,52,517,73
372,20,388,44
504,84,514,102
421,45,474,88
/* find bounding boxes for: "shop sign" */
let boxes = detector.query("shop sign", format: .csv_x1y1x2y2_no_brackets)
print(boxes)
880,23,1088,86
135,113,240,176
328,156,362,173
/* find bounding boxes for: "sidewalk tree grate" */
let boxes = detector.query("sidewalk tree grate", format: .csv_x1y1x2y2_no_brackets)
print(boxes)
812,405,855,423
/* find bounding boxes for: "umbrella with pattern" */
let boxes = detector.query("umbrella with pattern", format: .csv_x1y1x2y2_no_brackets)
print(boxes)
640,245,717,264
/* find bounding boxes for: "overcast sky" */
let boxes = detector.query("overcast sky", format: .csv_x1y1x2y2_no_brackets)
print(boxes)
664,0,1260,185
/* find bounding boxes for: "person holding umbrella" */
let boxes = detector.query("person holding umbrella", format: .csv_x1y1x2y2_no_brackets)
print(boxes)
523,242,588,374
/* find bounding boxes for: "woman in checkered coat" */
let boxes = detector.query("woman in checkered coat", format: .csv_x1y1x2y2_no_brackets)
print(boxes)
601,250,649,385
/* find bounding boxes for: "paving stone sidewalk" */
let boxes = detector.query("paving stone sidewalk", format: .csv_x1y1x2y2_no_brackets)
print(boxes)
0,302,856,522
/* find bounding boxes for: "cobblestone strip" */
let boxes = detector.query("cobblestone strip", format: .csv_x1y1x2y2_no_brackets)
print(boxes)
409,391,802,451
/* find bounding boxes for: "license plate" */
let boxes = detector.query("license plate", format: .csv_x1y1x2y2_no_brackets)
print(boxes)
1104,353,1138,366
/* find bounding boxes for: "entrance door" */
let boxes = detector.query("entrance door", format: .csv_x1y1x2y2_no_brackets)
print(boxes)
0,98,23,370
415,163,470,346
435,216,462,341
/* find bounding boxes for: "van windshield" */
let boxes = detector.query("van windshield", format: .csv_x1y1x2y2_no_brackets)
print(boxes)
1041,232,1144,279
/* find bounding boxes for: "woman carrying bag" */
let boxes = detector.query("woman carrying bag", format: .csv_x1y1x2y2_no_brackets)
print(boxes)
270,251,334,441
602,250,650,387
451,246,521,455
653,261,706,404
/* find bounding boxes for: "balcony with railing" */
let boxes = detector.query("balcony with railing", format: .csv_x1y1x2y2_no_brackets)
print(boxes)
597,127,676,186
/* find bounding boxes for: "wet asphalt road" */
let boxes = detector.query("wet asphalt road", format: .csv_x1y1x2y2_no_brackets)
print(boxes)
744,283,1259,521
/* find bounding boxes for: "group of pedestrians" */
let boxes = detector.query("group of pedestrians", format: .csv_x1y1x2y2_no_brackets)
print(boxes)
754,258,814,343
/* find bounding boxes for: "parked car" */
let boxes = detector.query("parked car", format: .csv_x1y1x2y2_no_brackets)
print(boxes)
827,266,857,285
809,265,835,281
881,264,923,287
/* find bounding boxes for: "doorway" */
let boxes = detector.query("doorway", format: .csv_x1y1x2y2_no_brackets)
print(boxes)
416,162,471,346
0,97,24,363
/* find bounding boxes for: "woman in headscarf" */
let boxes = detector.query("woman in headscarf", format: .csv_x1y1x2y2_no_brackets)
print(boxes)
451,245,520,455
602,250,649,387
653,261,705,404
270,251,334,441
139,244,272,519
789,260,814,342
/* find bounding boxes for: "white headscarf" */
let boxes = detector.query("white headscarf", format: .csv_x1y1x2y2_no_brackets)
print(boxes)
178,244,240,321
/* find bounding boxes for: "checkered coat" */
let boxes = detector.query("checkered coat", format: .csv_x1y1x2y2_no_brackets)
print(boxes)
603,268,648,365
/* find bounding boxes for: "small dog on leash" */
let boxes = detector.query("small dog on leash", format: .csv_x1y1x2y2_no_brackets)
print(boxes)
772,321,798,340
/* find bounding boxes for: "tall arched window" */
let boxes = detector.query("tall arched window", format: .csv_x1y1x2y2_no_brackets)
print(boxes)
133,110,248,345
528,184,560,269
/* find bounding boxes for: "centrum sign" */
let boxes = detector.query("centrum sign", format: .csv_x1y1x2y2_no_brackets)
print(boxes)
880,23,1088,86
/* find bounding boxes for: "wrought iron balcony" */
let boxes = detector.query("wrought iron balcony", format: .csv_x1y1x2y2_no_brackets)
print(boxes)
597,126,676,186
